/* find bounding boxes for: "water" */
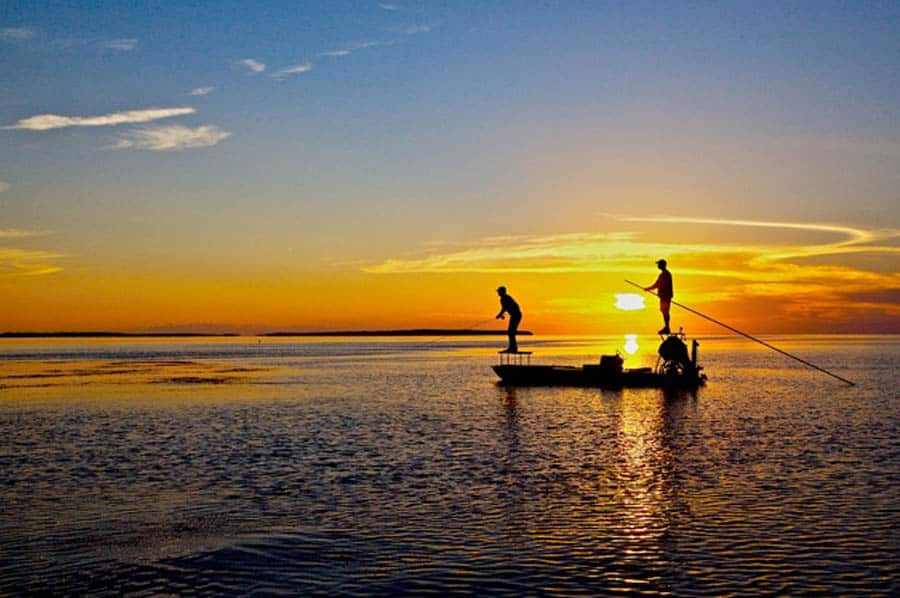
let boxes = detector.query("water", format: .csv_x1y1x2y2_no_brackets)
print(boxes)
1,335,898,595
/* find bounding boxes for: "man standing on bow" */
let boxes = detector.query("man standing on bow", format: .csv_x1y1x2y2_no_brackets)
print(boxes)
644,259,673,335
495,286,522,353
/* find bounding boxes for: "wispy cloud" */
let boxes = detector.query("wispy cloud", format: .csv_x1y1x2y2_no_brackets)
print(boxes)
4,107,195,131
238,58,266,73
365,218,900,276
0,228,51,239
0,229,62,277
1,28,141,52
112,124,231,151
271,62,313,79
189,86,215,97
0,181,8,193
319,40,393,58
379,3,401,10
103,38,138,51
365,231,683,275
0,27,35,41
404,24,432,35
618,216,899,263
0,248,64,276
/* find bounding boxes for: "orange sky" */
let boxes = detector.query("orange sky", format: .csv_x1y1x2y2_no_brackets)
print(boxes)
3,216,897,334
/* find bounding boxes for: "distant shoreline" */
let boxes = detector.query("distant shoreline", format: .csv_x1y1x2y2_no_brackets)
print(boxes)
0,329,533,338
0,332,240,338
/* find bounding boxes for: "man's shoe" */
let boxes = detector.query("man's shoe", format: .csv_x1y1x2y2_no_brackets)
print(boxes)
658,327,670,335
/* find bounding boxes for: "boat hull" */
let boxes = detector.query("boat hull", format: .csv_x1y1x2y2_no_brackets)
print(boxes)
492,364,705,388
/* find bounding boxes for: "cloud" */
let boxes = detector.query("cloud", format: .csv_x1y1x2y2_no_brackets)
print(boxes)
350,41,394,50
271,62,313,78
319,40,394,58
112,124,231,151
0,27,35,41
365,231,693,274
618,215,899,263
189,86,215,96
0,230,63,277
404,24,432,35
379,3,401,10
0,247,64,277
365,218,900,276
5,107,195,131
0,228,51,239
238,58,266,73
0,29,140,51
103,38,138,51
0,181,8,193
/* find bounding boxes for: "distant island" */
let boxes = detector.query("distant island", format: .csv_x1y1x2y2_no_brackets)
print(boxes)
0,332,241,338
1,329,532,338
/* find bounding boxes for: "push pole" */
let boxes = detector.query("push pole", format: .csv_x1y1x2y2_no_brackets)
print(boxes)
625,280,856,386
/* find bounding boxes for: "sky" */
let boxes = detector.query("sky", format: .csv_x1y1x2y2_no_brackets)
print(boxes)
1,1,898,334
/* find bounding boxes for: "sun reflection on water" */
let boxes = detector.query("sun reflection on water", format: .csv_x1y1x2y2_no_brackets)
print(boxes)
623,334,639,355
615,392,690,568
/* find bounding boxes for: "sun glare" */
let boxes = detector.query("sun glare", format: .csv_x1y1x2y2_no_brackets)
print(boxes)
615,293,646,311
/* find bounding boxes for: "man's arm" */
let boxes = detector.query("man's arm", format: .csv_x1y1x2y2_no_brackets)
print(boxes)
644,273,662,292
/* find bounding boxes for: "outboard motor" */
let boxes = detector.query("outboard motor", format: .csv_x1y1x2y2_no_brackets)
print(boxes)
657,335,695,377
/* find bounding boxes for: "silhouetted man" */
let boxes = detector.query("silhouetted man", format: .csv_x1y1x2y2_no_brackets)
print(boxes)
644,259,673,335
495,286,522,353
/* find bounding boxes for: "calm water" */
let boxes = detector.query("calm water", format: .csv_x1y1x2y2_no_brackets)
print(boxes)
1,335,898,595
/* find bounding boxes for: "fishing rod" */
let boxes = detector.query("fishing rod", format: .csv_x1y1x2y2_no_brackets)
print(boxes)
625,279,856,386
424,317,505,345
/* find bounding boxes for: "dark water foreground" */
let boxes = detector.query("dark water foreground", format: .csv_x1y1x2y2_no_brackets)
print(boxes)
1,336,898,595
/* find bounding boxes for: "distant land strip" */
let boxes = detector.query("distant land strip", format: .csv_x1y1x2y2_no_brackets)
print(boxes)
0,329,532,338
0,332,241,338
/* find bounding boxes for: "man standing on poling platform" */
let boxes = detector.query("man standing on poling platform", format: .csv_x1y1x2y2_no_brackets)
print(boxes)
644,259,673,335
495,286,522,353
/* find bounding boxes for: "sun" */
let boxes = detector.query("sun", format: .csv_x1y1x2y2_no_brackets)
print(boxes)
614,293,646,311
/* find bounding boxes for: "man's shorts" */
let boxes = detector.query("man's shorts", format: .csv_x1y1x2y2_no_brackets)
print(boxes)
659,299,671,314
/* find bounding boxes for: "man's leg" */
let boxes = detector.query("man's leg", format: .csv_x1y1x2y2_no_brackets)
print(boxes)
508,314,521,352
659,300,671,334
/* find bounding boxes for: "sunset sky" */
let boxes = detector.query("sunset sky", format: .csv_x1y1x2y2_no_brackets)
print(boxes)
2,2,898,334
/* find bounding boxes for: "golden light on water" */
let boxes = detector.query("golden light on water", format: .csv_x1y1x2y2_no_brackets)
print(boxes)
623,334,639,355
615,293,646,311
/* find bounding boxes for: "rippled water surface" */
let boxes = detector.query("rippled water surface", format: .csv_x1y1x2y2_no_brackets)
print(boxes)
1,335,898,595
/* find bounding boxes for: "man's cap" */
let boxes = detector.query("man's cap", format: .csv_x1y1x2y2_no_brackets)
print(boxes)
656,259,667,267
496,286,506,293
